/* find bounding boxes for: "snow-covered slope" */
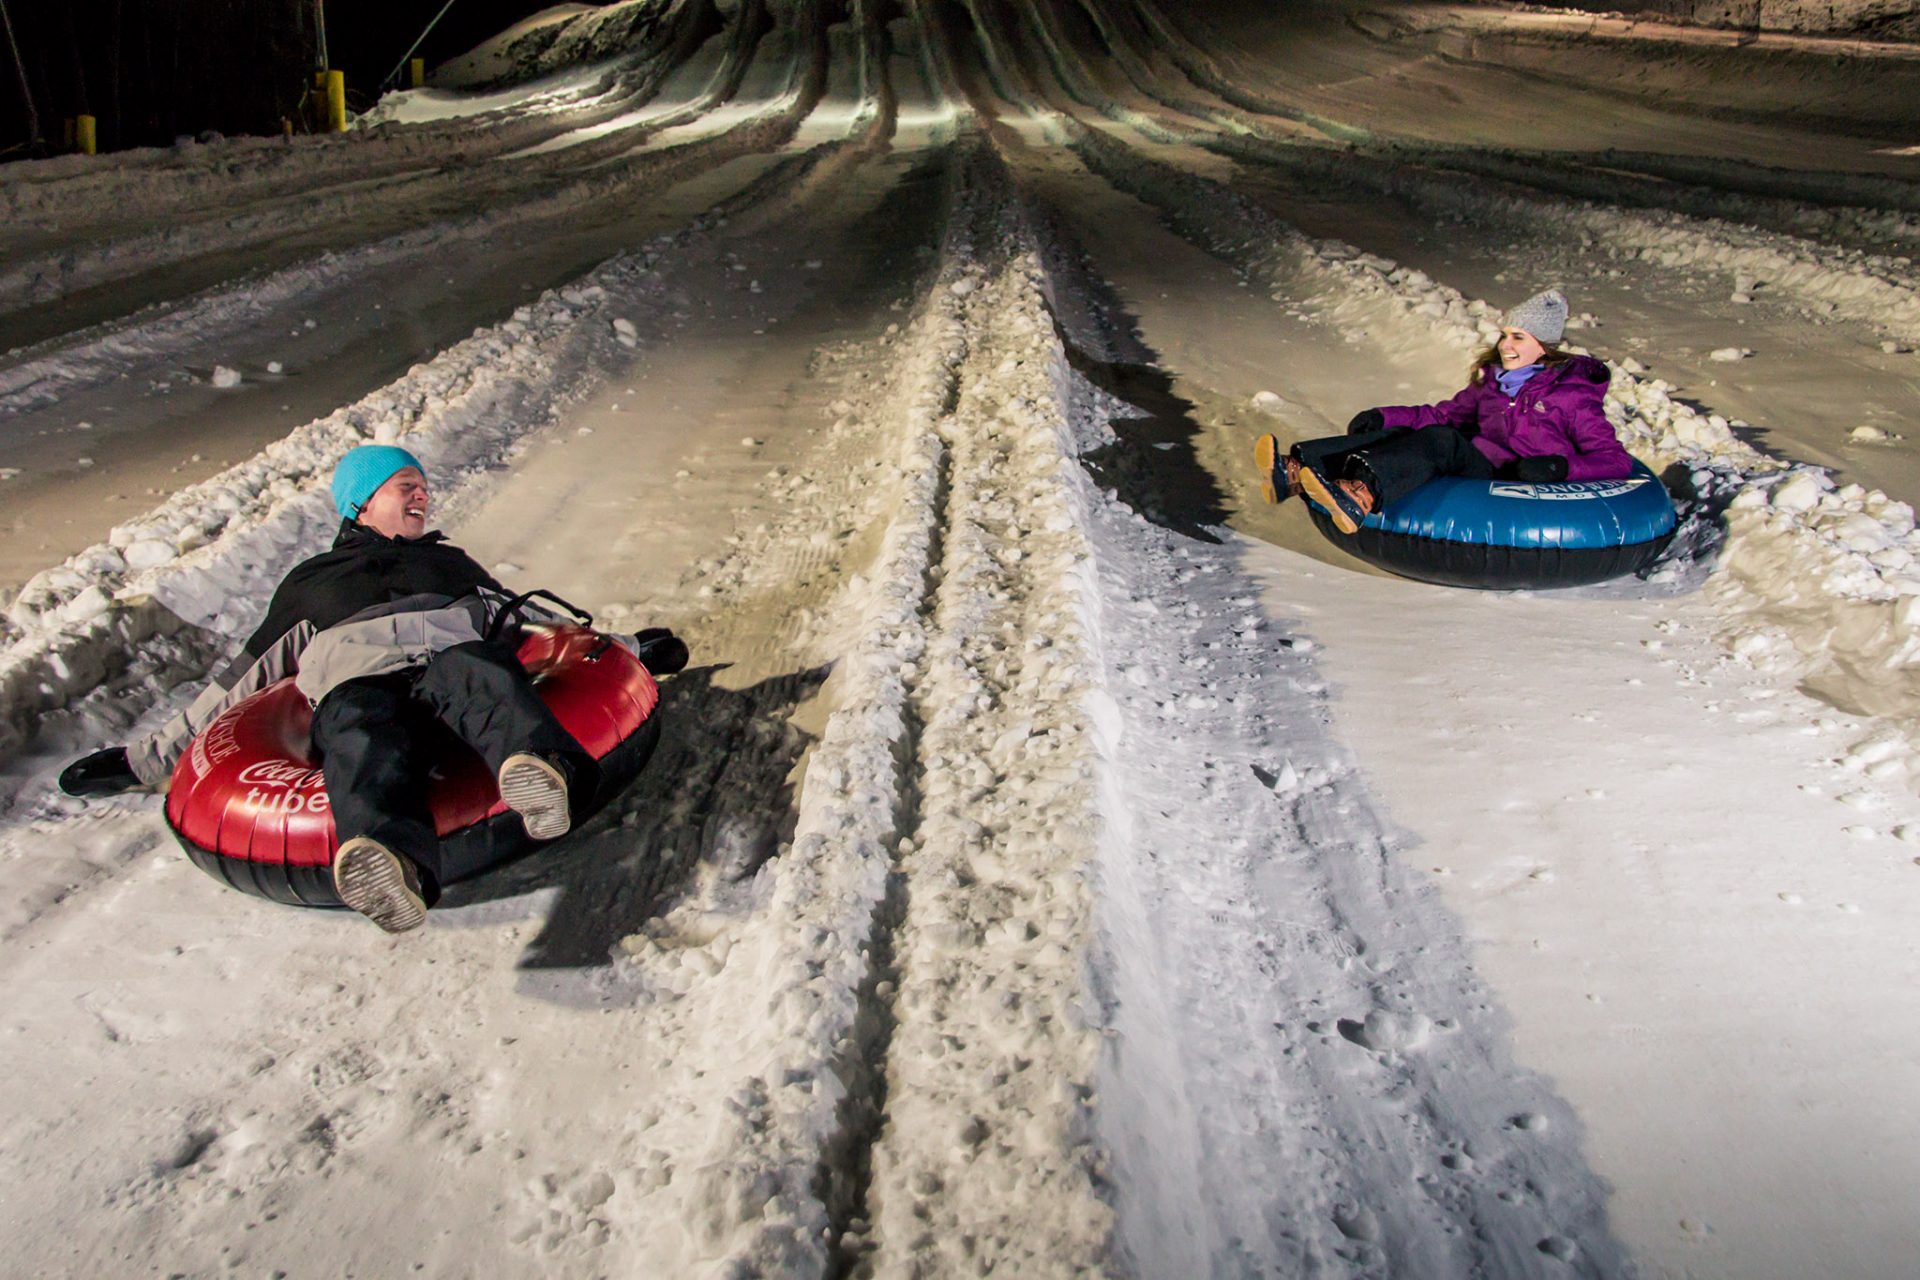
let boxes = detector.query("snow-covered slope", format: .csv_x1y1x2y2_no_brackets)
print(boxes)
3,2,1919,1277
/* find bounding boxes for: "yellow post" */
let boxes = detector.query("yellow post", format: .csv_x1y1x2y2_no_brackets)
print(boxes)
325,69,346,133
76,114,96,154
410,58,425,88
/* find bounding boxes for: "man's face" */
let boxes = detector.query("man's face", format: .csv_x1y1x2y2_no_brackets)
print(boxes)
358,467,431,540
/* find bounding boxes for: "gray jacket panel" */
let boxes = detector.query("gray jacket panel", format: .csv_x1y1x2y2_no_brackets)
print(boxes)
291,598,489,706
126,621,313,788
127,588,592,792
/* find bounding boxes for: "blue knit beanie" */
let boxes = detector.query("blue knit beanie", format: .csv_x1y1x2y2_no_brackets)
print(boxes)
331,445,424,519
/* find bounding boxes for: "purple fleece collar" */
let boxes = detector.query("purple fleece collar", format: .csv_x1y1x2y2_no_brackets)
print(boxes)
1495,362,1543,397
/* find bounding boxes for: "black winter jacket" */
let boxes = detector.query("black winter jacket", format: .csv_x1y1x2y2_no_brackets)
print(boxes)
243,520,504,662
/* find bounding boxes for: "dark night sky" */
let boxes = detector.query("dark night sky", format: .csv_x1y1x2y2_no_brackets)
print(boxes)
0,0,566,155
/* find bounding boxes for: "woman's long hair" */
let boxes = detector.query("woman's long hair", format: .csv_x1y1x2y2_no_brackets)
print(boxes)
1470,343,1574,385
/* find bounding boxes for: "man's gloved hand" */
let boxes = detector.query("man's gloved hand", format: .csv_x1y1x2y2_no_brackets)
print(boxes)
1500,455,1570,483
59,746,141,798
631,627,689,677
1346,409,1386,435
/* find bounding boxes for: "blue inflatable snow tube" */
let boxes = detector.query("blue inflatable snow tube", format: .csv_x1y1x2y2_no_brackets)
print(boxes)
1305,460,1677,590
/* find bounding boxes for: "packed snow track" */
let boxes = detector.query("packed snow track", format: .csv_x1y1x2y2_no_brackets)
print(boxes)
4,2,1920,1277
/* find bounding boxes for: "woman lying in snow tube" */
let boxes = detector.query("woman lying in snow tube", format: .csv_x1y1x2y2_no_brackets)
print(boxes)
1296,461,1675,590
1255,288,1675,589
164,621,663,909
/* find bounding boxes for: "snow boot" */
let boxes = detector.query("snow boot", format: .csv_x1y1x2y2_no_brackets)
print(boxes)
499,752,572,841
632,627,689,676
1254,434,1303,504
1253,434,1303,504
1298,464,1374,535
58,745,141,798
332,836,428,934
1255,434,1279,503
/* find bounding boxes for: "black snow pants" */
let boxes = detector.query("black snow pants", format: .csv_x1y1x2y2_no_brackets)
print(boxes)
1292,425,1494,509
309,638,588,892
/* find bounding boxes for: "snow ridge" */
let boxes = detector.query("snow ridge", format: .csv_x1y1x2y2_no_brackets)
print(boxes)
594,146,1116,1276
865,169,1114,1276
1208,133,1920,349
9,111,783,313
1330,143,1920,254
0,50,806,322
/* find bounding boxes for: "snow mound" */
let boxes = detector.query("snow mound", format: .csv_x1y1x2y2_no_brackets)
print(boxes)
434,0,698,91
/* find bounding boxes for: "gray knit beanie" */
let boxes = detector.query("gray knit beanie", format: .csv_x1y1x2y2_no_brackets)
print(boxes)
1504,290,1569,345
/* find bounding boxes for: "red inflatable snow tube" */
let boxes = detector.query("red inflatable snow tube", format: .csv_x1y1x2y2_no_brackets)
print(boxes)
164,624,661,908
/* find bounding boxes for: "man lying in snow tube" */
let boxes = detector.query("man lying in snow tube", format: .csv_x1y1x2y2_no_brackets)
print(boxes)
161,620,663,914
1255,287,1675,588
58,444,689,933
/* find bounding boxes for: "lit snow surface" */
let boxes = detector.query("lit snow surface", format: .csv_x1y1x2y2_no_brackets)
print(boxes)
3,0,1920,1275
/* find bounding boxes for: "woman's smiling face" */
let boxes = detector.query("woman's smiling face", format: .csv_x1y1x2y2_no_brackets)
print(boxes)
1497,326,1548,369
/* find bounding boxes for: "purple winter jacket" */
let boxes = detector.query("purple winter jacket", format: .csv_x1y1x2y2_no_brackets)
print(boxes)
1376,354,1633,482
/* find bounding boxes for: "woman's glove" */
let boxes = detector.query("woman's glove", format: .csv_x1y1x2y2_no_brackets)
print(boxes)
1499,455,1569,483
59,746,141,798
1346,409,1385,435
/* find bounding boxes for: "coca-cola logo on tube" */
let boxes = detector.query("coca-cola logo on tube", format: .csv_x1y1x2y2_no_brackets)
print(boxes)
235,760,325,789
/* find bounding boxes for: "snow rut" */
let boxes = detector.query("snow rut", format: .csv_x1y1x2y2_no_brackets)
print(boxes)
0,124,958,1275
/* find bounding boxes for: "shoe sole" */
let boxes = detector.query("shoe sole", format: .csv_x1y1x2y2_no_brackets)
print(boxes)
1254,434,1280,504
1296,466,1361,536
333,838,426,934
499,753,571,841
